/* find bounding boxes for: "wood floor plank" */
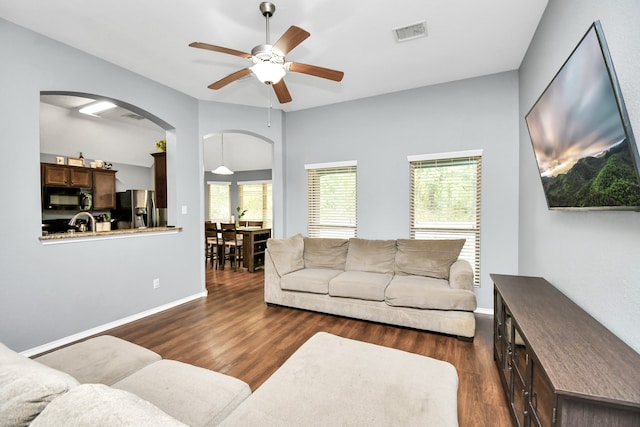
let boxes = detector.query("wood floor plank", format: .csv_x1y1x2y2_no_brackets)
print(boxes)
56,266,514,426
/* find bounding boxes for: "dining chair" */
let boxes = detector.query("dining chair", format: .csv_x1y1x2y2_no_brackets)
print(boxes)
220,222,243,271
204,221,220,269
246,220,263,228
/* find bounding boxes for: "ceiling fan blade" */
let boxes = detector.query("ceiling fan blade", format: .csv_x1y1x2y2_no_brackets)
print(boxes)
287,62,344,82
272,80,292,103
189,42,252,59
272,26,310,55
208,68,252,90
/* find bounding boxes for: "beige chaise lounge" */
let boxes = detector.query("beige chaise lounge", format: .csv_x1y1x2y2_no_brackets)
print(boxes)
265,235,477,339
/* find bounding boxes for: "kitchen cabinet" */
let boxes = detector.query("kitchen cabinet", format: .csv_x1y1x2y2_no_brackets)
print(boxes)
42,163,92,188
92,169,117,210
151,152,167,209
492,274,640,427
41,163,116,210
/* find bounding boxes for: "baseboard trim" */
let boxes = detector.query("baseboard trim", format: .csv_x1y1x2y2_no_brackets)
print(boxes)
474,307,494,316
21,291,208,357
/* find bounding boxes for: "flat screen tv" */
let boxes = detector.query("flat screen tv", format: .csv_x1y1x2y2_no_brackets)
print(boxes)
525,21,640,210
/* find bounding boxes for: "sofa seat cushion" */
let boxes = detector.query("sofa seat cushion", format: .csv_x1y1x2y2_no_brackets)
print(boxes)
280,268,343,294
329,271,393,301
113,359,251,427
385,276,477,311
266,234,305,276
303,237,349,269
0,342,79,426
30,383,186,426
345,238,397,274
35,335,161,385
395,239,465,280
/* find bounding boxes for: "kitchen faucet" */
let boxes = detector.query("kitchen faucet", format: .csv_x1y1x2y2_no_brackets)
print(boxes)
69,211,96,233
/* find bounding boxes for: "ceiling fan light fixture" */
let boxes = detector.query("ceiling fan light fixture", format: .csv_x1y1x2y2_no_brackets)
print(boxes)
251,61,286,84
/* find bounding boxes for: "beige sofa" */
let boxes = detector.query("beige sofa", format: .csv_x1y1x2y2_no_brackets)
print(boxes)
0,332,460,426
0,335,250,426
265,235,477,339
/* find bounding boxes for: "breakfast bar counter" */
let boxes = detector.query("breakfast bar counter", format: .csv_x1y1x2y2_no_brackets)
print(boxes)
40,226,181,243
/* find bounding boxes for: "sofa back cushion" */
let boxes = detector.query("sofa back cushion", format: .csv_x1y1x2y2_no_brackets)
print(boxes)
0,341,79,426
303,237,349,269
266,234,305,276
345,239,397,274
395,239,465,279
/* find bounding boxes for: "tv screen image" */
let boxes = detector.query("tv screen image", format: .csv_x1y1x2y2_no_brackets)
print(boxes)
525,21,640,210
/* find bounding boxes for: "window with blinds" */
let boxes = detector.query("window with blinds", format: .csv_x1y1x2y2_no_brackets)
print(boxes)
207,182,230,223
306,161,357,238
409,151,482,286
238,181,272,228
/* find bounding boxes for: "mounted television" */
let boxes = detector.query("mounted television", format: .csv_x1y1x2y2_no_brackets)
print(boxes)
525,21,640,210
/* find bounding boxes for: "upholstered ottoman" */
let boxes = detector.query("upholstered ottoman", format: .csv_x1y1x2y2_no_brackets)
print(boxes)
221,332,459,426
35,335,161,385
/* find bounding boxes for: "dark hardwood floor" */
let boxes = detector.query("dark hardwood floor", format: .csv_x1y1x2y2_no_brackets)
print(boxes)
90,266,513,426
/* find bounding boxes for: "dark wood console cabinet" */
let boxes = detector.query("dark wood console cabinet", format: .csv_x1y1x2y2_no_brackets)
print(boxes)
492,274,640,426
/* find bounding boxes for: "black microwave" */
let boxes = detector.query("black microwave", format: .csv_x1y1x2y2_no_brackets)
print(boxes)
43,187,92,211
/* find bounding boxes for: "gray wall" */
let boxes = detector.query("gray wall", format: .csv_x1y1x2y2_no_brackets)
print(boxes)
0,19,271,352
518,0,640,351
285,72,522,311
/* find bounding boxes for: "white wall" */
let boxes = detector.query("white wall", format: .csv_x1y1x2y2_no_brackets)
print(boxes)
284,72,521,311
518,0,640,352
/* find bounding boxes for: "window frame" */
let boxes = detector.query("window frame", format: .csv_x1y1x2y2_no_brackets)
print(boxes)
305,160,358,238
207,181,231,224
408,150,482,286
237,180,272,228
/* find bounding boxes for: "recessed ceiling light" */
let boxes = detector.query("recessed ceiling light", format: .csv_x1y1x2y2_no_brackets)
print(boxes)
78,101,117,117
393,21,427,42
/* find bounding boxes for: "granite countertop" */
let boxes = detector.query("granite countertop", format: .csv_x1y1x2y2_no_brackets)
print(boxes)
40,226,181,241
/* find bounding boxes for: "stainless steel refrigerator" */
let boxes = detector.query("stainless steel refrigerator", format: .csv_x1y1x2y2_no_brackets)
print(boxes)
114,190,165,229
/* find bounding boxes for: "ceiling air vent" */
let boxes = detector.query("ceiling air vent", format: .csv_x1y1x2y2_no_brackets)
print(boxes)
393,21,427,42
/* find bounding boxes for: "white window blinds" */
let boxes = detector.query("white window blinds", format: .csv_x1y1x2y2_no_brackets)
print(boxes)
306,162,357,238
409,152,482,286
207,182,230,223
238,181,272,228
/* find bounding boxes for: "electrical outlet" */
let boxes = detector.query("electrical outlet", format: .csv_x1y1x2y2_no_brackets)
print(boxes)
181,205,188,214
153,278,160,289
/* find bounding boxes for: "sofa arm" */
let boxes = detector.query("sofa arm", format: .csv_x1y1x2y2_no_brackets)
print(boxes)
449,259,474,291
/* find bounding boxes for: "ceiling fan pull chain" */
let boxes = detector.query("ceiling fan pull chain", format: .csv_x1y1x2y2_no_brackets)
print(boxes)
267,85,272,127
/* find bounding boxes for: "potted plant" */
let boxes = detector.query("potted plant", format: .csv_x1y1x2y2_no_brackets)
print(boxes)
155,139,166,152
236,207,247,227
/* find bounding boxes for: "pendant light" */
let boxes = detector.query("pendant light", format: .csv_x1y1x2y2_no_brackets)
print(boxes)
212,133,234,175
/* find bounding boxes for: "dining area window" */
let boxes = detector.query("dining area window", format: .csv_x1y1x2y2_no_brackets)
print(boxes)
208,181,231,223
238,181,272,228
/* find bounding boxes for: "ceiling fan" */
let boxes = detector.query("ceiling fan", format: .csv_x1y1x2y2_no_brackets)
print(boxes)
189,2,344,104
